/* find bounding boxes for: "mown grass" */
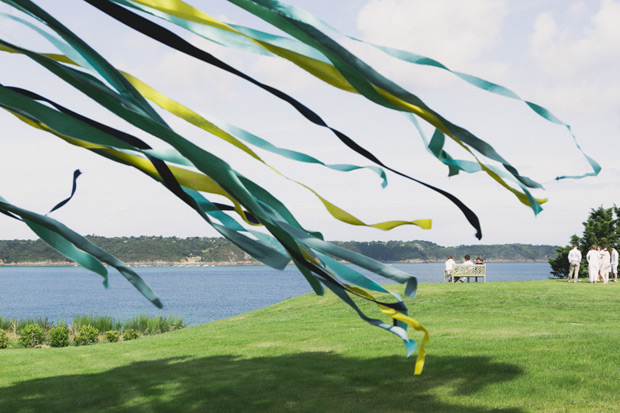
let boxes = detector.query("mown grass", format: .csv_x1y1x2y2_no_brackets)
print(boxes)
1,280,619,412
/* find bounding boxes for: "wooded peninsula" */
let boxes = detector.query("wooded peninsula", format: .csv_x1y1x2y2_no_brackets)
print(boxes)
0,236,558,266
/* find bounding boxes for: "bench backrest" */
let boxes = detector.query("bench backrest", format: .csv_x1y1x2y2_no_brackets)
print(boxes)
453,264,486,276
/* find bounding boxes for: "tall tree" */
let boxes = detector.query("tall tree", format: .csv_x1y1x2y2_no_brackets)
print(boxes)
580,206,619,249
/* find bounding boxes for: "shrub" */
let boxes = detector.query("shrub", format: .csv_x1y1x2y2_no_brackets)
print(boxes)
74,325,99,346
0,329,8,349
19,324,44,348
123,328,140,341
49,326,70,348
106,330,121,343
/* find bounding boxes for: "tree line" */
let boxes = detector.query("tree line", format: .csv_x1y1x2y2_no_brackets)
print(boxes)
0,236,557,265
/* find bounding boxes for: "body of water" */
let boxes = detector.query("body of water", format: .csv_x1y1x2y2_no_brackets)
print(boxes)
0,262,552,325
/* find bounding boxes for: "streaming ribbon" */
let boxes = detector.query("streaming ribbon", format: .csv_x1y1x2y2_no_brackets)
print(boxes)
47,169,82,215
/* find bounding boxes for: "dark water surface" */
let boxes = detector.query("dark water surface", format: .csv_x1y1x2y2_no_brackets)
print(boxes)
0,262,551,325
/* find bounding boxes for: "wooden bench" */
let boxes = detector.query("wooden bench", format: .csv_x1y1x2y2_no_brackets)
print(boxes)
444,264,486,283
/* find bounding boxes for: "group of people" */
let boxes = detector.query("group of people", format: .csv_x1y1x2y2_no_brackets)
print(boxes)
567,244,619,283
444,254,484,282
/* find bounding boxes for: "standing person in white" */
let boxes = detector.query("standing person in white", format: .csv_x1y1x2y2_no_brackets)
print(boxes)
587,246,601,283
567,244,582,283
611,246,619,283
444,256,456,282
600,246,611,284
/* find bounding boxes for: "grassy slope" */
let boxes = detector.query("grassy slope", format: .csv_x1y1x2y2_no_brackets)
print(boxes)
1,280,619,412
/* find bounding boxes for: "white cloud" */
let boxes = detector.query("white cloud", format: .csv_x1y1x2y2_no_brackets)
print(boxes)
527,0,620,114
530,12,558,49
356,0,509,68
567,1,587,17
250,55,315,94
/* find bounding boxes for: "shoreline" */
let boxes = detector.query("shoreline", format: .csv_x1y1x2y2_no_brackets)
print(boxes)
0,260,260,267
0,259,551,267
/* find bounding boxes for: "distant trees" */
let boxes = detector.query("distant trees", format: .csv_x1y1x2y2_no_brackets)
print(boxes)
334,241,556,263
549,206,620,278
0,236,253,264
0,239,66,263
0,236,557,265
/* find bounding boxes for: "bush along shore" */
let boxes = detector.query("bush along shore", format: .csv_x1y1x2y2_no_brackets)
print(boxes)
0,314,185,349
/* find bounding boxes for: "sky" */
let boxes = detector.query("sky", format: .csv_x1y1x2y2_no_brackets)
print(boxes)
0,0,619,247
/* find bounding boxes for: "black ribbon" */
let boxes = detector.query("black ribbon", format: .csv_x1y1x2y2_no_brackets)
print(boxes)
47,169,82,214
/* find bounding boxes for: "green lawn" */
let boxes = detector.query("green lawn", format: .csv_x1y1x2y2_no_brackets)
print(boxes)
1,280,619,412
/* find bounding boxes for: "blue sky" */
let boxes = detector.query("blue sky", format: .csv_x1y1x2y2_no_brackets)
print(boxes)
1,0,618,246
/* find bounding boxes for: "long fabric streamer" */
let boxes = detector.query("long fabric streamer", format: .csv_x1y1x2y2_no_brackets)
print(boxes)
0,0,599,375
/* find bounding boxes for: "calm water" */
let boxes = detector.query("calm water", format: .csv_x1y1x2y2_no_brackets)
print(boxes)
0,262,551,325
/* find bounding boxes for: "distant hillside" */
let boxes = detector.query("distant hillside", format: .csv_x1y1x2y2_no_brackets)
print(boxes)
0,236,558,265
0,236,253,265
332,240,558,262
